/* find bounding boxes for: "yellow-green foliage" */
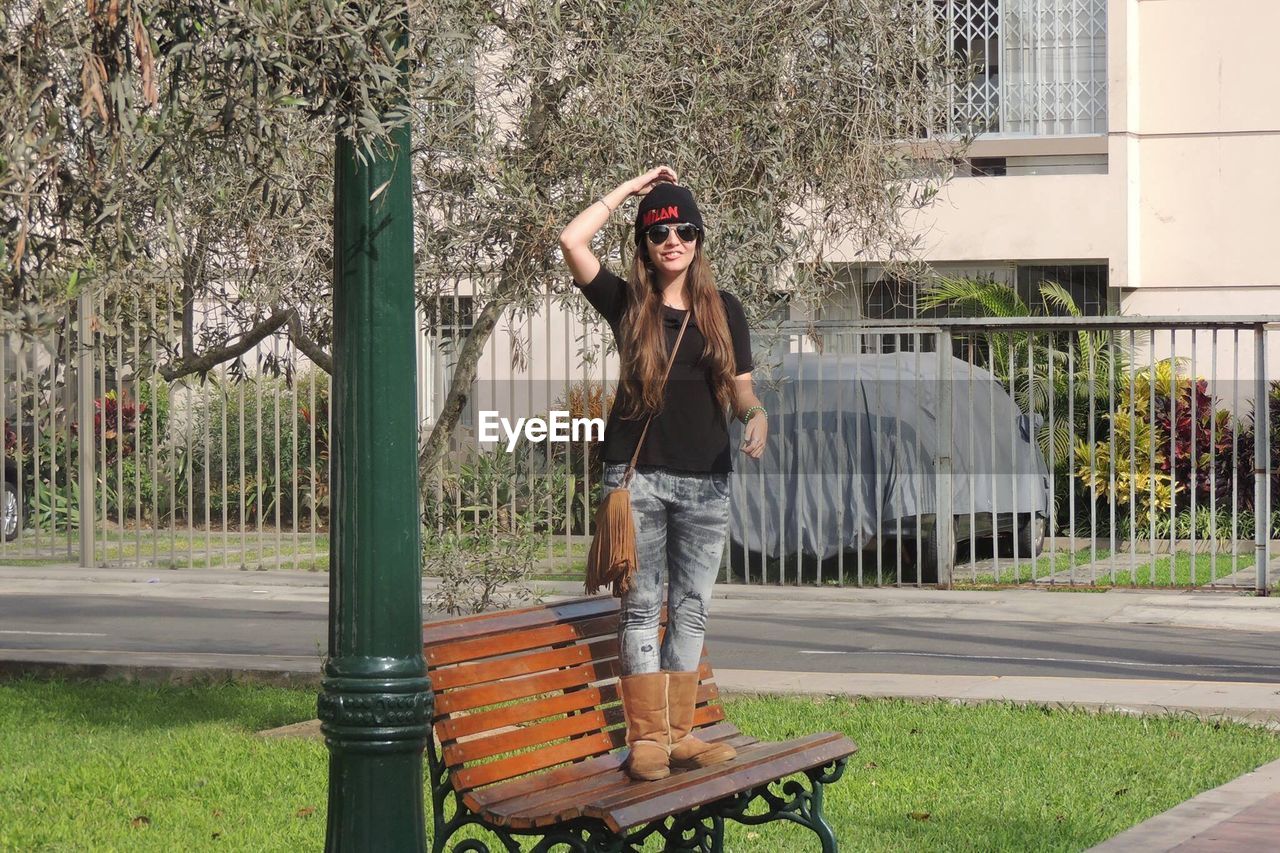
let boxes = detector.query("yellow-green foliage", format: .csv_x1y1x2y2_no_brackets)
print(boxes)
1075,361,1187,527
1075,409,1176,528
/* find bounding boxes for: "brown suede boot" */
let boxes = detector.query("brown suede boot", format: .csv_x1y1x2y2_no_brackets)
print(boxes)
618,672,671,781
666,670,737,769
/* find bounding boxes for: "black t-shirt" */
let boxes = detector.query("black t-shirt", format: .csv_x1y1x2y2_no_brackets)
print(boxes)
574,266,753,473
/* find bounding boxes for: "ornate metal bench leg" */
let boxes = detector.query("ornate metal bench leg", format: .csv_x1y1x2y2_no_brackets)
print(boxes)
427,739,450,853
708,814,725,852
802,760,847,853
806,775,838,853
527,824,606,853
715,759,849,852
648,813,723,853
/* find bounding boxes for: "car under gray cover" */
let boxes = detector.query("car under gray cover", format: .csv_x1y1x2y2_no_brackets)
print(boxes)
728,351,1050,576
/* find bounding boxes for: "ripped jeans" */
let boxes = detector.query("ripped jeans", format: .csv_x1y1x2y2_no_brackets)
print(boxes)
601,463,732,675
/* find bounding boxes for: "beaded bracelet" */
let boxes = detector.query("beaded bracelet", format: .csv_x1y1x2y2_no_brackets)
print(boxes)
740,405,766,425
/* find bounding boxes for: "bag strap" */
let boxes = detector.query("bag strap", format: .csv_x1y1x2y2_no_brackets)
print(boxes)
623,311,691,484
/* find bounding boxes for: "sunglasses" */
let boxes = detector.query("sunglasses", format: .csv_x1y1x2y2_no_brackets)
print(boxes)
645,222,701,245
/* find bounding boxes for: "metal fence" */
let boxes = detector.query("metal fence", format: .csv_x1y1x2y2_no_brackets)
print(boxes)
729,317,1276,592
1,289,334,571
3,297,1277,593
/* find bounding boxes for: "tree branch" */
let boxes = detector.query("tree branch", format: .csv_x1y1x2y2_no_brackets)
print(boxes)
158,306,293,381
287,310,333,374
179,225,208,362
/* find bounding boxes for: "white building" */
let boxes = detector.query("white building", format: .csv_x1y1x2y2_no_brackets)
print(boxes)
828,0,1278,320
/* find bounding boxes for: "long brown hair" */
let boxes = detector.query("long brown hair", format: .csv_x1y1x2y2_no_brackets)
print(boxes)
616,240,738,419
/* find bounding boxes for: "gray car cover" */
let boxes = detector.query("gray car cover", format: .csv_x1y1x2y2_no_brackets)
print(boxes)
728,351,1049,560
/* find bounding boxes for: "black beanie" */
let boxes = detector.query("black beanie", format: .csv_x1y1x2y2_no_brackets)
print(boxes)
634,182,704,245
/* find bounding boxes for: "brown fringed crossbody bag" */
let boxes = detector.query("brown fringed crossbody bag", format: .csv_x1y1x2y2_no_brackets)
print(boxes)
585,311,691,597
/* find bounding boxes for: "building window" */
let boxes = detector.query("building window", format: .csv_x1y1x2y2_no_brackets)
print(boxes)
967,157,1008,177
425,296,475,349
1016,264,1110,315
423,295,476,429
862,277,923,322
945,0,1003,134
816,263,1110,318
938,0,1107,137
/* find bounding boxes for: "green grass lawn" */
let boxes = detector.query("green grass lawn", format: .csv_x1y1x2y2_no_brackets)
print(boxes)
529,539,589,580
6,528,1272,591
962,547,1263,588
2,681,1279,851
0,528,330,571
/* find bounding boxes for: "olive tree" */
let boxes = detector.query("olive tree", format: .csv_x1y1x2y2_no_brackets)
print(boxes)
412,0,968,478
2,0,968,482
1,0,420,366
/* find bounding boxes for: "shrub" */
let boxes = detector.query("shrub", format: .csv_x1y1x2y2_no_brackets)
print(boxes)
135,378,171,463
545,379,613,535
93,389,145,464
1074,404,1176,533
1076,360,1243,536
424,442,579,537
1233,380,1280,520
180,371,330,528
422,530,541,615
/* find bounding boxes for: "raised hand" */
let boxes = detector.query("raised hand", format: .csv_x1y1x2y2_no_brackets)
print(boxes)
629,165,678,197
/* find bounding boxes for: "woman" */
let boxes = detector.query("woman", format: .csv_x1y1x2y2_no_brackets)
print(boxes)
558,166,768,781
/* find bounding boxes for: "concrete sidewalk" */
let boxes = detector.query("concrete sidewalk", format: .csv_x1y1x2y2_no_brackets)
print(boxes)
4,562,1280,631
5,562,1280,851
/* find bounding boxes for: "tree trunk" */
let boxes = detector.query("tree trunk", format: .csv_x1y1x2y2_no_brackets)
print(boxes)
417,268,521,493
416,69,565,498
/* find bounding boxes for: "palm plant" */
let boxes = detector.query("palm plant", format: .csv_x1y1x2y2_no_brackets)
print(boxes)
920,276,1134,535
922,277,1129,455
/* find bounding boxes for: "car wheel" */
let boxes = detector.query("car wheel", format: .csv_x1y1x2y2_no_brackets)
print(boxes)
903,526,940,585
2,477,20,543
997,513,1047,558
1015,514,1046,558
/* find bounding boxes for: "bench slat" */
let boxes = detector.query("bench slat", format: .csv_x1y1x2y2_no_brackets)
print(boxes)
592,732,856,832
426,614,622,667
437,684,617,741
433,660,619,715
422,597,618,648
465,720,744,813
432,655,712,718
590,734,839,815
455,730,625,792
460,751,626,821
493,730,759,829
438,680,720,745
429,638,620,692
448,697,725,791
444,706,620,767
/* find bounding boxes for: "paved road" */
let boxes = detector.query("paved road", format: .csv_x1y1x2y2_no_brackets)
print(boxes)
4,592,1280,682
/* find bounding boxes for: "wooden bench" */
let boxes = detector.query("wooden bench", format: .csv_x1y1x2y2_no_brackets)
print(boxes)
422,595,858,852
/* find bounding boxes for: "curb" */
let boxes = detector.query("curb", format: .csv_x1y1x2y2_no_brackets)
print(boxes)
0,658,323,689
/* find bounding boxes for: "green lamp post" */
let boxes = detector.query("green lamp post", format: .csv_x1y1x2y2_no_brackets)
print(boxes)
318,112,432,849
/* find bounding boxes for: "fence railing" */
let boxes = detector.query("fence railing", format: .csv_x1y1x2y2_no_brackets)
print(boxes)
3,300,1277,594
731,317,1277,592
1,288,335,572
